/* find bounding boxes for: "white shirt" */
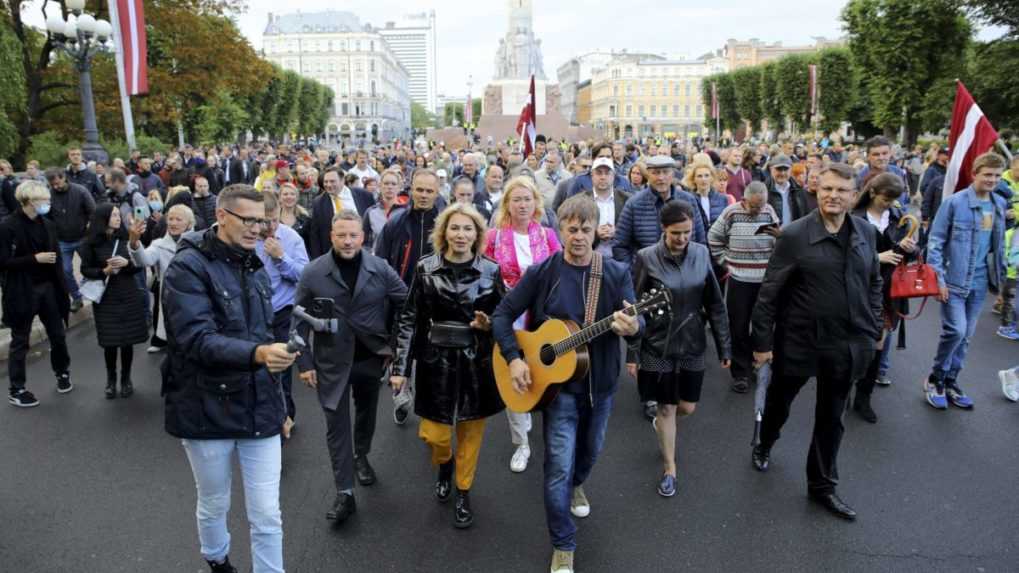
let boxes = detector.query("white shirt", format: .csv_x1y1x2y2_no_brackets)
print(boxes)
512,231,533,330
348,165,379,187
775,182,792,226
866,209,891,233
593,190,615,226
329,187,358,215
699,195,711,221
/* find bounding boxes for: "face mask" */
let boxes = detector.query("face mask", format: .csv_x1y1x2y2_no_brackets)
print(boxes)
35,202,51,216
149,200,164,212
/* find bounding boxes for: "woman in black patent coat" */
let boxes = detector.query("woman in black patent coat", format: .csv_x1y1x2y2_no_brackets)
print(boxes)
851,173,919,423
389,202,505,528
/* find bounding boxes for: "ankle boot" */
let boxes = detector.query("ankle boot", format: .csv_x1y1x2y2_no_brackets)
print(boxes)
435,461,453,503
105,371,117,399
453,488,473,529
120,373,134,398
853,392,877,423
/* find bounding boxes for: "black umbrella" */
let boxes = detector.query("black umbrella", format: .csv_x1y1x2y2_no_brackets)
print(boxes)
751,362,772,447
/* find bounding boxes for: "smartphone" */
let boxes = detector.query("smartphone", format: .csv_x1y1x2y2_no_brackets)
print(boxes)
755,222,779,235
133,204,150,222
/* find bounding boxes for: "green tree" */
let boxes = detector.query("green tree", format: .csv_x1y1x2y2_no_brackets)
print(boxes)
700,74,740,133
0,14,25,159
843,0,971,144
195,90,249,145
965,39,1019,132
759,61,783,131
411,101,434,130
732,66,763,135
296,78,320,137
272,70,302,139
775,54,813,132
963,0,1019,38
816,47,858,133
444,102,464,127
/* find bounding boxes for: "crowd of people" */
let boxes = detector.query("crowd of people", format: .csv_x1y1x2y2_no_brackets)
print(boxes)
1,133,1018,573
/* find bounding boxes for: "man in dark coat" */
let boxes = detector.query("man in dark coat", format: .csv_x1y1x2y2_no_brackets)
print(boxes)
750,163,883,521
764,154,810,227
162,185,296,572
65,147,105,201
0,181,72,407
374,169,441,287
44,168,95,312
295,210,408,524
307,168,374,259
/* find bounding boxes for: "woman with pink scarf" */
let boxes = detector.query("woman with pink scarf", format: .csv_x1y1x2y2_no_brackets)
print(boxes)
484,176,561,474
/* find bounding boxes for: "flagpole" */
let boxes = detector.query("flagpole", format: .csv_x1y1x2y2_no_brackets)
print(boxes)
108,0,137,151
997,139,1014,162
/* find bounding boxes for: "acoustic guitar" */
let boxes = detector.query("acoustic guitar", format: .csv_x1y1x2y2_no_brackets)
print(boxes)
493,288,671,413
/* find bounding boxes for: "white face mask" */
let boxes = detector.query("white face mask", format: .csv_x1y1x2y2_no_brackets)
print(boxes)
34,202,51,216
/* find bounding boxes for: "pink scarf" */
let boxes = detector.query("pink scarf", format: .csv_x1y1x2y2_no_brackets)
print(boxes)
485,220,560,288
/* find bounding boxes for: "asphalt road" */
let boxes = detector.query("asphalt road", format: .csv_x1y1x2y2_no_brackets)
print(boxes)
1,299,1017,573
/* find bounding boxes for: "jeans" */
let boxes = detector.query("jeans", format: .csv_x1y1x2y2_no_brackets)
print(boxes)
543,391,613,551
57,240,81,300
8,282,70,391
182,437,283,573
931,286,988,380
857,333,894,397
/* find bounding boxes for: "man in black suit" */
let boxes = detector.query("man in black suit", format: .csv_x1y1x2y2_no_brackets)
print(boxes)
229,148,255,185
308,167,374,259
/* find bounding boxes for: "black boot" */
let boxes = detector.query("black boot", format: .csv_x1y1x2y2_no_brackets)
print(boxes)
120,374,134,398
752,444,771,472
453,488,473,529
206,556,238,573
105,372,117,400
853,392,877,423
435,461,453,503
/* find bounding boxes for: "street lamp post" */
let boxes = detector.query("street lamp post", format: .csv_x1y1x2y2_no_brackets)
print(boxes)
45,0,113,165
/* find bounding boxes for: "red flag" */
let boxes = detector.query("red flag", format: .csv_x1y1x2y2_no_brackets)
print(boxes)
711,82,719,120
943,81,999,198
115,0,148,95
516,75,536,156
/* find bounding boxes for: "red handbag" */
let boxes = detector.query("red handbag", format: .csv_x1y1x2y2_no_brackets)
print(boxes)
889,255,940,319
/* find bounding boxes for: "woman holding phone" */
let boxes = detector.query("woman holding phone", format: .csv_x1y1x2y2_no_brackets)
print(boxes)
79,204,149,399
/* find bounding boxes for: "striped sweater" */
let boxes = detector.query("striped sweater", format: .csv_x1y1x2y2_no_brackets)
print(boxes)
707,201,780,283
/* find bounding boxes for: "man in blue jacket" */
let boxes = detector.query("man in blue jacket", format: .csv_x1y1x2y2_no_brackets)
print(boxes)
162,184,297,573
612,155,706,265
492,195,642,573
925,152,1008,410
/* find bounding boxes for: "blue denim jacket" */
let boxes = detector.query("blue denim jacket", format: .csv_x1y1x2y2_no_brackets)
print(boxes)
927,186,1007,296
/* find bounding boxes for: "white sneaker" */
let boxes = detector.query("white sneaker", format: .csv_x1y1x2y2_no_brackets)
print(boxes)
999,369,1019,402
510,444,530,473
146,346,163,353
570,486,590,518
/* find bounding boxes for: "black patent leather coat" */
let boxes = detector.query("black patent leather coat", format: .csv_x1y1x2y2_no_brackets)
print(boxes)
392,253,506,424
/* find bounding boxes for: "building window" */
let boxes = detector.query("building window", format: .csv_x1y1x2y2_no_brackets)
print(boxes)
370,59,375,72
613,85,619,96
673,83,679,96
696,104,703,116
685,104,691,117
341,103,349,116
685,82,691,96
625,84,632,96
370,40,375,51
673,104,680,116
650,105,656,116
371,80,377,96
609,105,616,117
626,104,633,117
650,85,656,97
638,105,645,117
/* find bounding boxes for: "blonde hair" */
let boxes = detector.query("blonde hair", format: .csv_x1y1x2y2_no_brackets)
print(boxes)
682,162,716,191
495,175,544,227
15,180,49,205
278,183,308,217
167,185,190,201
431,203,488,256
166,204,195,229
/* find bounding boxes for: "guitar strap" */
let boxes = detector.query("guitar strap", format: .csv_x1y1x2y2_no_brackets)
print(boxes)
583,252,603,327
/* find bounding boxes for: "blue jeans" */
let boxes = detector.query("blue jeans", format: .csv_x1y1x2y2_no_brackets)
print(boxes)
542,391,613,552
58,240,81,300
182,438,284,573
931,286,988,380
876,329,893,377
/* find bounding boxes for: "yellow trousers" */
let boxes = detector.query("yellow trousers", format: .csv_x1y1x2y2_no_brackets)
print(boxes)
418,417,487,491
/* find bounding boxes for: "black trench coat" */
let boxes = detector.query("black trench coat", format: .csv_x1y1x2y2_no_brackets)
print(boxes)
392,253,506,424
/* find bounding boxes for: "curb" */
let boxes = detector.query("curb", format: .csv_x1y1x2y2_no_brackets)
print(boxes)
0,303,94,363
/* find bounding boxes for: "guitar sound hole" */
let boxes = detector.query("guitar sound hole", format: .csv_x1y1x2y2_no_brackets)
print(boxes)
539,345,556,366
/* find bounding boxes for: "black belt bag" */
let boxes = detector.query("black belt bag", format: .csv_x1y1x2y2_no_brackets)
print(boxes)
428,321,474,348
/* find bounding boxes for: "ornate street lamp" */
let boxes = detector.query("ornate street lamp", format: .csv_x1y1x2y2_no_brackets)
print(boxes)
45,1,113,164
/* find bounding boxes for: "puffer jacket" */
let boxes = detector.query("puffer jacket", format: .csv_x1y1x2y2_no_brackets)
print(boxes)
48,182,95,242
392,254,506,424
629,240,731,365
612,185,707,264
161,227,284,439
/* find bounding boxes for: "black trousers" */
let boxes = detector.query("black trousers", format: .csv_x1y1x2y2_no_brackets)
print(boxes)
271,306,296,421
759,358,857,494
324,365,382,492
726,279,761,380
8,282,70,391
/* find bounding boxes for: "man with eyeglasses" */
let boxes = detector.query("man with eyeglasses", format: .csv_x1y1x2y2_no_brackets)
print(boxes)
256,190,309,440
750,163,883,522
163,184,298,573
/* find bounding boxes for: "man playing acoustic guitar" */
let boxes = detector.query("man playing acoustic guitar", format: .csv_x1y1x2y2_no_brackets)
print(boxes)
492,195,642,573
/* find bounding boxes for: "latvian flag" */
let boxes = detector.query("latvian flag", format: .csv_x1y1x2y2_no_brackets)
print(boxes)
942,81,998,199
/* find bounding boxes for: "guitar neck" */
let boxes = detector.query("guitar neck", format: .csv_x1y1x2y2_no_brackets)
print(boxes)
552,304,643,356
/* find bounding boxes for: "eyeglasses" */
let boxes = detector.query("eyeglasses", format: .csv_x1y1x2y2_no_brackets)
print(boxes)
222,207,270,228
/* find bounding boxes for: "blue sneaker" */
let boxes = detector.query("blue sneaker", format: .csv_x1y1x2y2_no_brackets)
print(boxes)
996,325,1019,341
925,377,947,410
657,473,676,498
945,381,974,409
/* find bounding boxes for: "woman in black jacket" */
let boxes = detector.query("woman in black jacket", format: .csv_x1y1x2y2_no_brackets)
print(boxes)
851,173,918,423
79,204,149,398
389,202,505,529
627,200,731,498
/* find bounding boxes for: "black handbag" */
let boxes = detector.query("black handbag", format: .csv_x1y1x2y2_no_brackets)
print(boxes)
428,321,475,348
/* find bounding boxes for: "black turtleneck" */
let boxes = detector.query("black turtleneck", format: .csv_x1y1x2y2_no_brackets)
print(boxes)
331,249,374,363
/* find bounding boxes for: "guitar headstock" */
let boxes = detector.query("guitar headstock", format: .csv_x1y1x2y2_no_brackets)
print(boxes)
635,287,671,316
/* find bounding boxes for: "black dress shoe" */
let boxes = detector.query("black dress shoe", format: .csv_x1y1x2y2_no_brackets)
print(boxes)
435,461,453,503
453,489,473,529
120,378,134,398
326,492,357,523
105,376,117,400
206,556,238,572
809,491,857,521
751,445,770,472
355,456,377,486
853,394,878,423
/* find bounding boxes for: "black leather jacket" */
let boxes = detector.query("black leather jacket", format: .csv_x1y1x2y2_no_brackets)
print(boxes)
392,254,506,424
629,240,731,365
